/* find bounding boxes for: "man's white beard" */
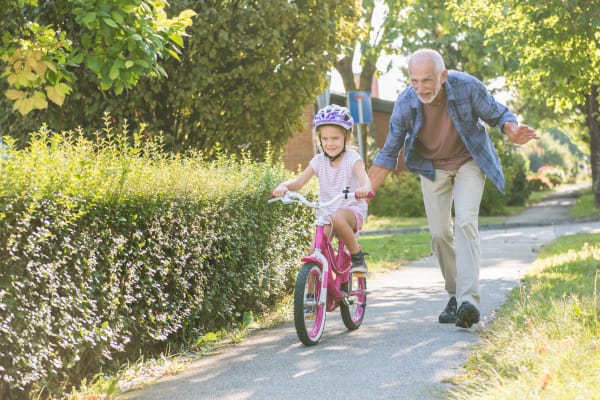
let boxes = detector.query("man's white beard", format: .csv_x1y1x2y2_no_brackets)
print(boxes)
418,80,442,104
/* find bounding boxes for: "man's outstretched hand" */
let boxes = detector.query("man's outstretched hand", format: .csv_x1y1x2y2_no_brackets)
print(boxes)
504,122,540,145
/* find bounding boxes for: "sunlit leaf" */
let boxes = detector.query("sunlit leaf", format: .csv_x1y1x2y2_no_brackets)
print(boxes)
45,84,65,106
5,89,27,101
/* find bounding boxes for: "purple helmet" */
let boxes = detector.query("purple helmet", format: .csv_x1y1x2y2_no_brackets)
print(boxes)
312,104,353,131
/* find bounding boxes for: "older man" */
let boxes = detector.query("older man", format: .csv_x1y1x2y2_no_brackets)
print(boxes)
369,49,539,328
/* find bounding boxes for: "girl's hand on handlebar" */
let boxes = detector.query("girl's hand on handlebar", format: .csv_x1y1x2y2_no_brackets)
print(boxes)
355,186,374,200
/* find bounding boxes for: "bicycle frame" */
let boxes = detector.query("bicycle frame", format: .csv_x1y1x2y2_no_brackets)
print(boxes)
301,223,351,312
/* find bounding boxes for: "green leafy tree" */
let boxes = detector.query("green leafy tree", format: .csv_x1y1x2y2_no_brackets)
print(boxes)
1,1,361,157
118,0,361,155
0,0,195,116
334,0,507,92
455,0,600,206
524,131,579,178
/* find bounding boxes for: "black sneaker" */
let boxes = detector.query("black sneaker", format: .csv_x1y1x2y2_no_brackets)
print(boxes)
456,301,480,328
439,296,457,323
350,251,369,273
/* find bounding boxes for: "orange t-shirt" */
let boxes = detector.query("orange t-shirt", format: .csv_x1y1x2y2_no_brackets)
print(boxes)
414,89,472,171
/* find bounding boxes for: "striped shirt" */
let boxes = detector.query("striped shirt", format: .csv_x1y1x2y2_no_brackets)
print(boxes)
309,148,368,224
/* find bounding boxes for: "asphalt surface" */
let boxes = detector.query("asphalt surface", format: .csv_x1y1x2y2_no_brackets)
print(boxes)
119,184,600,400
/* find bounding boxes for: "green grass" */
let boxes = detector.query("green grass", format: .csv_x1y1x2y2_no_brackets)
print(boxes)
527,188,554,205
448,233,600,400
363,210,519,231
363,214,429,231
360,231,432,273
570,188,600,219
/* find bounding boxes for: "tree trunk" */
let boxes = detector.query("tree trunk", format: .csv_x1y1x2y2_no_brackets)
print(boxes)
334,56,357,93
357,62,377,164
358,62,377,91
584,84,600,208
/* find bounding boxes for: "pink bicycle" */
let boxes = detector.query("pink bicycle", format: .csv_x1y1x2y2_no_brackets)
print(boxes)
269,189,372,346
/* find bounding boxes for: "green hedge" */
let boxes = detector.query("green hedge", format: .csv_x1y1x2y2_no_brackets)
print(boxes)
0,127,313,398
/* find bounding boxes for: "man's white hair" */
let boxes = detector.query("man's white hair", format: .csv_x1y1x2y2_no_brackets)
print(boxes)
408,49,446,75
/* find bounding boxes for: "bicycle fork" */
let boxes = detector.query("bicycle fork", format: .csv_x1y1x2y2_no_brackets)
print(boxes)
303,249,329,307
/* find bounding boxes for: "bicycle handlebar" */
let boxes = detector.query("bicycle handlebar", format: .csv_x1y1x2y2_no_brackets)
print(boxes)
268,190,374,209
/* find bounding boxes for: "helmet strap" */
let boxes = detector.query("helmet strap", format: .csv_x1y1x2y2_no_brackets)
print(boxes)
321,146,346,162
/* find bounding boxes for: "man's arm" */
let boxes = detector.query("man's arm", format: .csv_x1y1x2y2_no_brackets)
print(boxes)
368,165,393,192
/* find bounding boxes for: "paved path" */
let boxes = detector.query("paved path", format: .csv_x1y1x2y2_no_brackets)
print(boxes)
502,183,587,226
118,186,600,400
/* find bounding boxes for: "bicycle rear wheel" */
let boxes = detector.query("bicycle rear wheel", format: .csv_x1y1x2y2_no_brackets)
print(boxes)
340,272,367,330
294,262,326,346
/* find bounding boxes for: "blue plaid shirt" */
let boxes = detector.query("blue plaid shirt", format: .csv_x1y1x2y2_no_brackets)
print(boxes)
372,71,517,194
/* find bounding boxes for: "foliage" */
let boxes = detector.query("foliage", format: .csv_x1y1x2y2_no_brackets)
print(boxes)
1,1,361,158
455,0,600,114
479,179,506,216
452,0,600,206
480,128,531,215
369,171,424,217
538,166,565,186
0,0,195,115
344,1,597,204
523,130,579,178
120,0,360,155
526,174,553,192
0,122,314,399
335,1,506,94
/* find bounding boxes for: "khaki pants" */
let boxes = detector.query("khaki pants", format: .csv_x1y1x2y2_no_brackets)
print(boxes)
420,160,485,307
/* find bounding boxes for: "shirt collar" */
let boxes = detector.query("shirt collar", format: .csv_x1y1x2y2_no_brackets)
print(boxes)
443,71,457,101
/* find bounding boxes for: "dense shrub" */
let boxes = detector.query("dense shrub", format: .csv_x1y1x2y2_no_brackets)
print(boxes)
527,174,554,191
501,145,531,207
525,131,580,179
537,165,565,186
0,125,313,399
369,171,424,217
480,128,531,215
479,179,507,216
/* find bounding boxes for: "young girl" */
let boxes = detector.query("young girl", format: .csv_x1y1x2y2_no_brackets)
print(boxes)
272,104,372,273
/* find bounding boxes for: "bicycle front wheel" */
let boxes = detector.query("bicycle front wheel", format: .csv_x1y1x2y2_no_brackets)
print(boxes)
294,262,326,346
340,272,367,330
